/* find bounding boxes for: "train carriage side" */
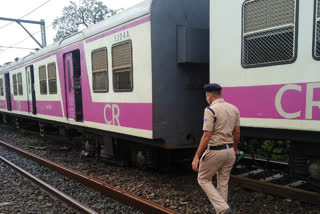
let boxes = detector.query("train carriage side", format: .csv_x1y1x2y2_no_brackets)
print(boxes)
0,70,13,113
210,0,320,180
81,8,153,140
0,1,155,166
150,0,210,149
32,55,63,120
0,66,30,119
0,0,210,167
0,53,64,125
0,2,153,140
0,73,6,111
9,67,28,115
77,0,210,165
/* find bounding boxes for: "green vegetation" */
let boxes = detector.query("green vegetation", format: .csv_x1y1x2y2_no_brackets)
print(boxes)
243,139,290,162
261,140,290,162
52,0,115,41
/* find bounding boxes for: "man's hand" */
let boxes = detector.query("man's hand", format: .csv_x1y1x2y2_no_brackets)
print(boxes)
192,156,199,172
234,147,238,154
192,131,212,173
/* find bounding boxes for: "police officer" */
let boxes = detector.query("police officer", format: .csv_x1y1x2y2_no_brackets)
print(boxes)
192,83,240,214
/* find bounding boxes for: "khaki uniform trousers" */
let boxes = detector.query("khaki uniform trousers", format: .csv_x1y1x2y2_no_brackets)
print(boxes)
198,147,236,213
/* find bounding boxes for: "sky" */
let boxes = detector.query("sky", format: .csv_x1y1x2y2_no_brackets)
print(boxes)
0,0,144,65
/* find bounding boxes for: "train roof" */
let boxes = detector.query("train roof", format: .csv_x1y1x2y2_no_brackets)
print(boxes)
0,0,152,73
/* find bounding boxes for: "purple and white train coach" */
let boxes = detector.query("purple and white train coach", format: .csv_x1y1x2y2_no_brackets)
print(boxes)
210,0,320,181
0,0,209,167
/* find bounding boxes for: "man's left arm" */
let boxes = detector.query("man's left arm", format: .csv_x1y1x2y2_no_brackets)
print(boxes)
192,131,212,172
233,126,240,152
233,108,241,152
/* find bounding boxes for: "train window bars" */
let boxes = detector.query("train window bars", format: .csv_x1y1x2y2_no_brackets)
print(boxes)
0,78,3,96
39,65,47,95
112,41,133,92
92,47,108,93
47,63,57,94
314,0,320,59
242,0,297,68
12,74,18,96
17,73,23,95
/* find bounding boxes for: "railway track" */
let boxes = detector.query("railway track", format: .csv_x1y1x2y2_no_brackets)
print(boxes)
0,155,98,214
232,157,320,204
0,125,319,213
0,140,178,214
231,175,320,204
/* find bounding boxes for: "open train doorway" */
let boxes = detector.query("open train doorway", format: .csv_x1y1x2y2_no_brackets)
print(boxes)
63,50,83,121
4,73,11,111
25,65,37,114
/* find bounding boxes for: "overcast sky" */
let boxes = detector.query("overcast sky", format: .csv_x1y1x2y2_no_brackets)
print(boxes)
0,0,144,65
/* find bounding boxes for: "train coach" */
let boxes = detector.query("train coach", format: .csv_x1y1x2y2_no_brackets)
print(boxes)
0,0,209,167
210,0,320,183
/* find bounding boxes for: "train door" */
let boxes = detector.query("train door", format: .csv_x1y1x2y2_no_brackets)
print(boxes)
4,73,11,111
64,51,83,121
26,65,37,114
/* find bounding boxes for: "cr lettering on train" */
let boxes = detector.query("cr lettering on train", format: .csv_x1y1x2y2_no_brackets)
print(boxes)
104,104,120,126
275,83,320,119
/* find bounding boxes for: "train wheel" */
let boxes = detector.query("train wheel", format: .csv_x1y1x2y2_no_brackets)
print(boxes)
135,150,146,169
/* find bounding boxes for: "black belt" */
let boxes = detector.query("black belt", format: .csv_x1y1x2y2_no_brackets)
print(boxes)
209,143,233,150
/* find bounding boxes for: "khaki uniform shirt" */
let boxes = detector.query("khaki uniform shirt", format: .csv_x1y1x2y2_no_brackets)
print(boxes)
203,98,240,146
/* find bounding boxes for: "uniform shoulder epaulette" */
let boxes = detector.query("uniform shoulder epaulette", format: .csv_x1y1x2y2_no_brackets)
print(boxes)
206,107,215,115
206,107,217,124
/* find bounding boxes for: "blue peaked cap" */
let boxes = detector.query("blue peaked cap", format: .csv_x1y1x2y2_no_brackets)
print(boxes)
204,83,222,92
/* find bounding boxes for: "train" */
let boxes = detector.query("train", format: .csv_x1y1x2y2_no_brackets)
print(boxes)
0,0,319,183
0,0,209,168
210,0,320,182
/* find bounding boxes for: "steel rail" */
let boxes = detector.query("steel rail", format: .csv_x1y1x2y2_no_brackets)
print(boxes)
230,175,320,204
238,156,288,170
0,156,98,214
0,140,179,214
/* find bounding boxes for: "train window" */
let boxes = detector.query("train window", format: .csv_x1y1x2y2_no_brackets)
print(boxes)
17,73,23,95
314,0,320,59
0,78,3,96
12,74,18,96
92,48,108,93
112,41,133,92
242,0,297,67
67,60,72,93
47,63,57,94
39,65,47,95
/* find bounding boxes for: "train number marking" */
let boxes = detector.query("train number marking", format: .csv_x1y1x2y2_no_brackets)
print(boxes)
45,105,53,110
275,83,320,119
104,104,120,126
114,31,130,43
17,101,21,111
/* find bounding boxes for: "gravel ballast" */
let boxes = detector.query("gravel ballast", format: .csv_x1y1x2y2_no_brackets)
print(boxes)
0,126,320,214
0,144,141,214
0,161,77,214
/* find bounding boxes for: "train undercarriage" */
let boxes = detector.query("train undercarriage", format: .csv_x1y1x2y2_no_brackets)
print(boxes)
0,112,196,170
1,112,320,188
239,127,320,191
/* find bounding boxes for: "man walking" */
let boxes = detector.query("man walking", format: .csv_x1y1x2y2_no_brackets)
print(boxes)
192,83,240,214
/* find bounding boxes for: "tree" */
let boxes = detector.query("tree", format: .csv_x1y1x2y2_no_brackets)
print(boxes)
52,0,115,41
